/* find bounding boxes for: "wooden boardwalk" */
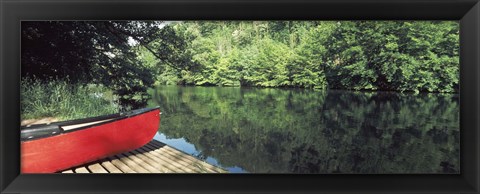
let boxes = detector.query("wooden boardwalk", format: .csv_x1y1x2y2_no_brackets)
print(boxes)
59,140,227,173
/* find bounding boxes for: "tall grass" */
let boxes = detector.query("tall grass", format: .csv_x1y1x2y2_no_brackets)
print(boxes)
21,78,120,121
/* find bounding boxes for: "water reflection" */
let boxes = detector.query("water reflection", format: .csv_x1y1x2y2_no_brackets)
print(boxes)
147,86,459,174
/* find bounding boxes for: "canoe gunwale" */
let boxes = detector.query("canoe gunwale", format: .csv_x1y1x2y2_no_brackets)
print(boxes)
21,106,160,142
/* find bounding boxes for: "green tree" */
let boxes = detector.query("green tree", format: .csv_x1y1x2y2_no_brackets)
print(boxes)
22,21,163,107
323,21,459,93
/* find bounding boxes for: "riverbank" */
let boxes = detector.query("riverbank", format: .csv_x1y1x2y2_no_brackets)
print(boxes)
21,79,120,121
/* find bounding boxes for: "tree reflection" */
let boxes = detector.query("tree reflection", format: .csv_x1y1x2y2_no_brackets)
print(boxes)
149,86,459,173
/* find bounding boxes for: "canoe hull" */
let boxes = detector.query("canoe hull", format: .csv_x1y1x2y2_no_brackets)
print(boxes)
21,108,160,173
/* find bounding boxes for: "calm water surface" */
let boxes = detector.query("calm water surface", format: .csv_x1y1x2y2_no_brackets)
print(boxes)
147,86,459,174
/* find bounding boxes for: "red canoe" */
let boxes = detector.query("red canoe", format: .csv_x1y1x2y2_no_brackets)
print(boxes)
21,107,161,173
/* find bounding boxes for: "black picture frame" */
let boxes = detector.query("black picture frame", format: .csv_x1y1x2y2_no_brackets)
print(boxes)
1,0,479,193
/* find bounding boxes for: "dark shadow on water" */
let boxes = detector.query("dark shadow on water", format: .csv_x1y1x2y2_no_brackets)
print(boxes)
147,86,459,174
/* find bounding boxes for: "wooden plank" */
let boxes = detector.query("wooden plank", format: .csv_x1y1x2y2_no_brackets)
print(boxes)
100,160,123,173
157,143,221,172
149,141,229,173
121,151,162,173
21,117,58,126
133,143,176,171
141,145,194,172
159,147,217,173
55,140,227,174
108,156,136,173
137,146,189,173
150,139,164,144
130,149,170,173
142,144,194,172
139,146,185,173
142,144,197,173
114,154,150,173
149,141,226,173
163,146,218,168
167,147,226,173
87,163,108,173
151,141,203,164
155,146,206,173
61,170,74,173
149,140,166,148
74,167,90,173
162,146,226,173
147,141,226,172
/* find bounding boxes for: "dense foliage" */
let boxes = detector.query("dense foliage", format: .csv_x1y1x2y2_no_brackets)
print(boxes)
21,21,459,119
23,21,459,101
22,21,164,106
139,21,459,93
21,21,460,173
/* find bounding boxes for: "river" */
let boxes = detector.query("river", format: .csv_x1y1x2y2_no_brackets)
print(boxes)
145,86,459,174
